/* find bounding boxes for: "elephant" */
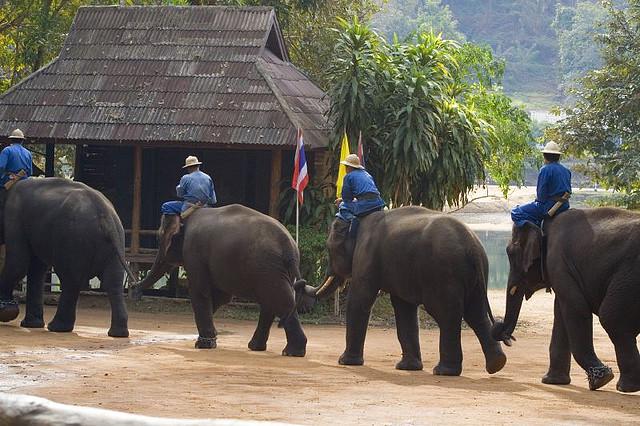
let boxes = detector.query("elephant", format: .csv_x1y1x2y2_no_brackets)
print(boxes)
134,204,309,356
0,178,131,337
302,206,507,375
491,208,640,392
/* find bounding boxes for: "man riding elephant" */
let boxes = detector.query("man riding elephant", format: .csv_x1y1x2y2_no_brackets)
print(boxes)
334,154,385,237
0,129,32,241
511,141,572,227
158,155,216,255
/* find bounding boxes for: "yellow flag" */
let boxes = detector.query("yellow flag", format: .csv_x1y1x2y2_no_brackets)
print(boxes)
336,132,350,197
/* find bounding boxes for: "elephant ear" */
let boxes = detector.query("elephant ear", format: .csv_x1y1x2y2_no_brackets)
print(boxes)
521,223,542,274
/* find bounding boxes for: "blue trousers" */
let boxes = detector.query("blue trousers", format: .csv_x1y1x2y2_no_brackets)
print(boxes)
511,201,569,227
161,201,187,215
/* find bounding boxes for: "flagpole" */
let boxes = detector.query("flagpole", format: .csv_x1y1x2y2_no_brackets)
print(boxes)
295,192,299,245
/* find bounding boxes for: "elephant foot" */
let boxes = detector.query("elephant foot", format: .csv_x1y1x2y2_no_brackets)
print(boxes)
195,336,217,349
248,339,267,351
542,371,571,385
586,365,614,391
616,375,640,393
0,300,19,322
107,326,129,338
20,317,45,328
433,362,462,376
47,319,74,333
485,352,507,374
395,356,423,371
339,352,364,366
282,342,306,357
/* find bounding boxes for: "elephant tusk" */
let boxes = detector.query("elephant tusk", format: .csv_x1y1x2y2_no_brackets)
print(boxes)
509,286,518,296
315,276,335,298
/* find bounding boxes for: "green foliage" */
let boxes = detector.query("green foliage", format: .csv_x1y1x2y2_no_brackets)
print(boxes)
547,0,640,199
279,182,336,230
371,0,465,42
285,225,327,285
327,18,534,208
553,1,607,95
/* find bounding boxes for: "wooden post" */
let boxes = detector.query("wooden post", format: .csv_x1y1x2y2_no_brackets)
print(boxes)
269,149,282,219
45,143,55,177
131,146,142,255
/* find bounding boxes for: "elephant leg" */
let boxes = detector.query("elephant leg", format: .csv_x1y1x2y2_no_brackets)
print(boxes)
0,241,29,301
210,288,231,342
339,283,378,366
390,294,422,371
20,257,47,328
248,307,275,352
186,267,216,349
542,297,572,385
430,303,463,376
463,295,506,375
558,296,613,390
598,280,640,393
280,310,307,357
101,258,129,338
47,275,83,333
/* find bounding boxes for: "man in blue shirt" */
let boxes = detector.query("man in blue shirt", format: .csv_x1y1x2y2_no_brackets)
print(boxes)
161,155,217,216
335,154,385,225
511,141,572,227
0,129,32,188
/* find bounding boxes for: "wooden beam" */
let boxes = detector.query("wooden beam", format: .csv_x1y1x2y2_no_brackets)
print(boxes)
131,146,142,254
45,143,55,177
269,149,282,219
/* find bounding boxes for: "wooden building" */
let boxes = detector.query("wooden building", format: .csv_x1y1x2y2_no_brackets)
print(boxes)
0,6,330,266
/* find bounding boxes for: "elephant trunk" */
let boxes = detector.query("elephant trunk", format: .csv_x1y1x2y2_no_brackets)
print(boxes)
491,284,524,346
130,253,175,300
297,275,346,301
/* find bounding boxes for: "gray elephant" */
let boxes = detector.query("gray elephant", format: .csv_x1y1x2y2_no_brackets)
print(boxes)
303,206,506,375
135,204,309,356
492,208,640,392
0,178,130,337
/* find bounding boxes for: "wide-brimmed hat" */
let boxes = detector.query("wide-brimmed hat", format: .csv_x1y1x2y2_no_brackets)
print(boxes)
182,155,202,169
541,141,562,155
340,154,364,169
8,129,25,139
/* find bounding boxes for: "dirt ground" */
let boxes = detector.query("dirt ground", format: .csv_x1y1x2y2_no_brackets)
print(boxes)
0,290,638,425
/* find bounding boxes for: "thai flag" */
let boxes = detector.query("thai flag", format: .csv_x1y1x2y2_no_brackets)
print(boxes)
292,128,309,204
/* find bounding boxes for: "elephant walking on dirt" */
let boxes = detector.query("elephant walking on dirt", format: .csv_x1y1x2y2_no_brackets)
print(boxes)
302,206,506,375
0,178,131,337
492,208,640,392
134,205,309,356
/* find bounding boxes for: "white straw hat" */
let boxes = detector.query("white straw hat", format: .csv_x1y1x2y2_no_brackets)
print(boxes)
340,154,364,169
8,129,25,139
541,141,562,155
182,155,202,169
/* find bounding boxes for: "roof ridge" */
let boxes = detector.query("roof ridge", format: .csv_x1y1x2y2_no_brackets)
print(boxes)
254,57,301,131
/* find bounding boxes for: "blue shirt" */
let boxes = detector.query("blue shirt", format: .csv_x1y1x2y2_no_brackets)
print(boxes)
536,162,572,211
341,169,380,201
339,169,384,219
176,170,216,205
0,143,32,185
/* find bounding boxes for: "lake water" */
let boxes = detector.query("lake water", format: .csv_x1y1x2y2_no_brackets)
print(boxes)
473,229,511,290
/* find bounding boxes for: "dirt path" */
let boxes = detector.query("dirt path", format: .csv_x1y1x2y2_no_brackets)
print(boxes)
0,291,638,425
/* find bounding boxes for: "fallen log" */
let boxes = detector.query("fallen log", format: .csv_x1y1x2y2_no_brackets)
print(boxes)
0,393,296,426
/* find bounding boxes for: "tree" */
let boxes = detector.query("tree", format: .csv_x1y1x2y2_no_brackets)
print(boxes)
371,0,465,42
547,0,640,198
553,1,607,95
326,18,534,208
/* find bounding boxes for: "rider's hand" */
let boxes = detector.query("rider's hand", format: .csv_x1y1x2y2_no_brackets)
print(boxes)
334,198,342,207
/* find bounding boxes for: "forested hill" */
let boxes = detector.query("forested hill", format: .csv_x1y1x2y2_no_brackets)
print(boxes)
444,0,575,108
373,0,607,110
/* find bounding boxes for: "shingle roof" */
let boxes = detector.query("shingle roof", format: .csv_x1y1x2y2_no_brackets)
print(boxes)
0,6,329,149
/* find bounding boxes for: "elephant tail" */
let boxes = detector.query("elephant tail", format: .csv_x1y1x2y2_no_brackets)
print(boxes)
100,213,137,284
